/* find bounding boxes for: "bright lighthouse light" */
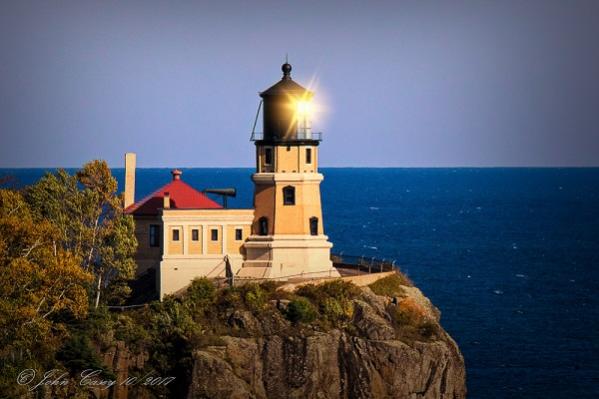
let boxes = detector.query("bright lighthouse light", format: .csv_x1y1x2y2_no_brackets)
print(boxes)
296,100,313,115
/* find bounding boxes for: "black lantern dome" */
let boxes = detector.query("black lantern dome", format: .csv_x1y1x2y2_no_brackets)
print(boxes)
258,63,315,143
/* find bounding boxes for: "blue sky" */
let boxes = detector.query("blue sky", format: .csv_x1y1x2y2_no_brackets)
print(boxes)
1,0,598,167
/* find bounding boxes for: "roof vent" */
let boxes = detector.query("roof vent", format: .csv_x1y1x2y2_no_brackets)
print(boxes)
171,169,182,181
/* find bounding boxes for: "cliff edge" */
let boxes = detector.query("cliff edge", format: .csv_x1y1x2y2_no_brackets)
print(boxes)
187,274,466,399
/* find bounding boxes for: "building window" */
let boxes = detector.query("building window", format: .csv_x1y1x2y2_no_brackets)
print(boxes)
149,225,160,247
192,229,199,241
211,229,218,241
310,217,319,236
258,217,268,236
264,147,273,165
172,229,180,241
235,228,243,241
306,148,312,164
283,186,295,205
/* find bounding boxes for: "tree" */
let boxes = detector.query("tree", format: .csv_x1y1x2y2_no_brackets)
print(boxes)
0,189,93,367
26,160,137,308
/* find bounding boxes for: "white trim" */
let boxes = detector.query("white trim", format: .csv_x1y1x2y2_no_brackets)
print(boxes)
252,172,323,183
182,225,188,255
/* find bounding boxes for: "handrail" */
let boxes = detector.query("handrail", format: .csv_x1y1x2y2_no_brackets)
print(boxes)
330,253,398,274
250,132,323,142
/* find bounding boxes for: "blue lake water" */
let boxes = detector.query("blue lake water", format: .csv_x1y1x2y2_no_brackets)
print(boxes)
2,167,598,398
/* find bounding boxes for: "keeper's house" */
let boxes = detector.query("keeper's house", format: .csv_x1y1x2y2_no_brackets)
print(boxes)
124,62,339,299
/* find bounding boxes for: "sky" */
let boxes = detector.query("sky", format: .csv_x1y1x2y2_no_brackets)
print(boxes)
1,0,598,167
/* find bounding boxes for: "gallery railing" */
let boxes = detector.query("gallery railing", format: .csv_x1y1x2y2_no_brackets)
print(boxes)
250,131,323,142
108,253,401,307
330,253,397,274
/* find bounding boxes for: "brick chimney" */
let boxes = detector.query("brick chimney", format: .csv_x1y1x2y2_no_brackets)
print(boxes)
163,192,171,209
171,169,182,180
124,152,136,208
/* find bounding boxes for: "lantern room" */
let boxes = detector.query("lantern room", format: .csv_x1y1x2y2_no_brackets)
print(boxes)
253,62,320,143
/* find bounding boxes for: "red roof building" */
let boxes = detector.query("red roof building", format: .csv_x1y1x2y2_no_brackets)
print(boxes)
125,169,221,216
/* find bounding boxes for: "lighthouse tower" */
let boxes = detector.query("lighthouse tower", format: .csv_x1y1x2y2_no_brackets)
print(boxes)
240,62,339,279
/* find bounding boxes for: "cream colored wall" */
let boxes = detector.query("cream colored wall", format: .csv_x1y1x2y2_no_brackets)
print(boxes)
133,215,162,276
162,209,254,257
167,226,183,255
275,146,298,172
277,271,397,293
272,145,318,173
157,208,254,298
227,225,250,254
257,145,318,174
300,146,317,173
253,144,322,236
274,180,324,235
207,225,222,254
241,235,336,279
246,141,332,279
188,226,202,255
158,254,245,299
252,173,325,236
252,183,275,235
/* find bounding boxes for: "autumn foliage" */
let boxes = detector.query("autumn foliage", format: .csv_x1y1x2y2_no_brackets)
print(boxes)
0,161,137,397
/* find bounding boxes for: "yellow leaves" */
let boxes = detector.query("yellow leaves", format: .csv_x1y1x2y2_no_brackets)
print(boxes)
0,189,94,358
76,160,118,206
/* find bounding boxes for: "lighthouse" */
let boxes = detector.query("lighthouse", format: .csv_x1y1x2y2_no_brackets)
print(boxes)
240,62,340,279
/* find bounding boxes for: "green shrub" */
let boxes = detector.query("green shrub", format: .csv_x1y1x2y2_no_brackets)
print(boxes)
296,280,360,302
85,305,115,343
294,280,359,325
184,278,216,312
368,272,412,297
217,287,243,310
321,297,354,322
242,283,269,312
113,314,150,350
148,297,202,340
285,298,317,324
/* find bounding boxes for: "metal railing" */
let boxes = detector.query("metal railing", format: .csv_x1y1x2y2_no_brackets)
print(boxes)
215,253,398,288
250,131,323,142
214,267,341,288
331,253,398,274
106,253,400,309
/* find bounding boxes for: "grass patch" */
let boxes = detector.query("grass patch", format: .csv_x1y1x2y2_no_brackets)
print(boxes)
368,272,413,297
292,280,360,327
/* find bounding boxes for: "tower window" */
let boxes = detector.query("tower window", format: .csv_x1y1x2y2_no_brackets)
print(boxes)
149,225,160,247
310,217,319,236
306,148,312,164
283,186,295,206
235,228,243,241
172,229,180,241
264,147,273,165
258,217,268,236
191,229,199,241
211,229,219,241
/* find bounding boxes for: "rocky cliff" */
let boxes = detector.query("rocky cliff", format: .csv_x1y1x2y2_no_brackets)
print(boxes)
187,282,466,399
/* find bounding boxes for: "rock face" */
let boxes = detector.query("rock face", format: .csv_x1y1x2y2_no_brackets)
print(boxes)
94,341,151,399
187,287,466,399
